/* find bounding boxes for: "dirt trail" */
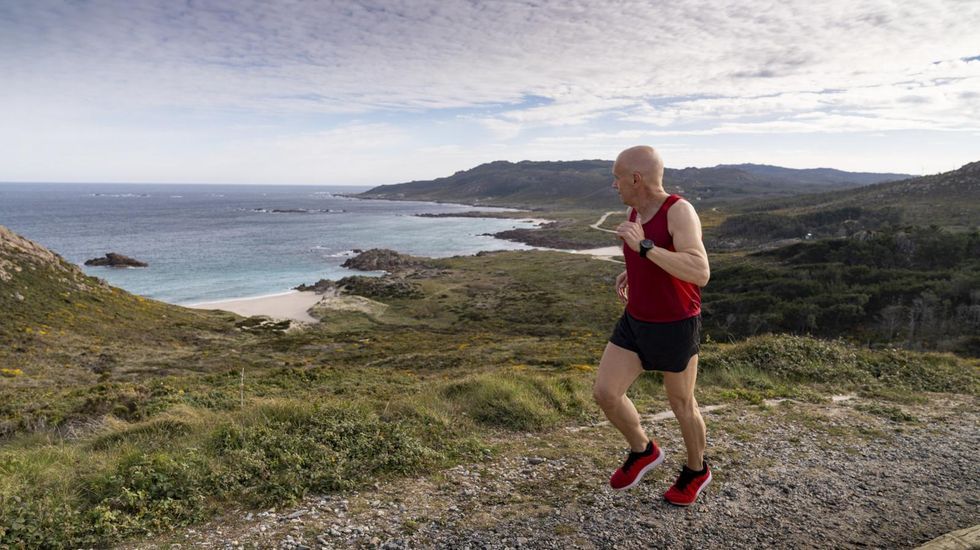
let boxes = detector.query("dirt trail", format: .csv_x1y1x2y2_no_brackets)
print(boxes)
125,394,980,550
589,211,621,234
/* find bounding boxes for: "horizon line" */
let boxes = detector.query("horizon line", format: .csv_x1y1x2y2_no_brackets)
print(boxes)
0,158,938,188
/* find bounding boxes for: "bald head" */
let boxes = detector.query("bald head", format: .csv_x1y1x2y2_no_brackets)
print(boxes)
615,146,664,187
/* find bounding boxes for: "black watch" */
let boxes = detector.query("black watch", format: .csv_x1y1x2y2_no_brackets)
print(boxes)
639,239,655,258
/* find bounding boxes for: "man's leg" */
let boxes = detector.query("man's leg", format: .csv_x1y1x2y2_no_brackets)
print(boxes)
662,355,706,470
593,342,648,452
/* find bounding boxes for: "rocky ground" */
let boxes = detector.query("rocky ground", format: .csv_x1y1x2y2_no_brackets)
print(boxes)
123,394,979,550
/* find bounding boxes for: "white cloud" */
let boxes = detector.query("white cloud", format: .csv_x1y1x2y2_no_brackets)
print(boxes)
1,0,978,181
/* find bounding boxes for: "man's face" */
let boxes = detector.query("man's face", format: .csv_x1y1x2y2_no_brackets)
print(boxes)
611,162,634,204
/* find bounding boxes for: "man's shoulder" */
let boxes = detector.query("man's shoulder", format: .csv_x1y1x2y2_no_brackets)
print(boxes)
668,197,697,216
666,197,701,235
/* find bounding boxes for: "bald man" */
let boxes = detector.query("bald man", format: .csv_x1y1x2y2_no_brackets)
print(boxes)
593,145,712,506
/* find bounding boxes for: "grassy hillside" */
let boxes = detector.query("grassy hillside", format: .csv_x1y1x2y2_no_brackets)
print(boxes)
1,228,977,547
358,160,905,210
0,226,252,437
719,161,980,240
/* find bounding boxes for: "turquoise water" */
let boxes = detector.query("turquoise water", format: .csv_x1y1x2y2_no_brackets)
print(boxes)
0,183,540,304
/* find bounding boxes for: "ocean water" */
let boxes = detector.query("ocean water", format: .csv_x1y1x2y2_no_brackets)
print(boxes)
0,183,541,304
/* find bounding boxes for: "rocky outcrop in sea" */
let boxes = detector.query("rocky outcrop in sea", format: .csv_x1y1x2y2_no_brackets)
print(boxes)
84,253,148,268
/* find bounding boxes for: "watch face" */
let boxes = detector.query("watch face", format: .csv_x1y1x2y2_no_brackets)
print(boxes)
639,239,654,257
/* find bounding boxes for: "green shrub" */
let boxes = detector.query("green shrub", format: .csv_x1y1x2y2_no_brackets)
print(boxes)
88,417,194,451
0,490,89,547
700,335,979,394
444,372,590,430
701,335,871,385
84,451,212,539
209,401,438,506
0,399,448,546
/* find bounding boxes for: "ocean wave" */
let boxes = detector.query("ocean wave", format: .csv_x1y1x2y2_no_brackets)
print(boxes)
238,208,347,214
311,247,361,257
88,193,150,198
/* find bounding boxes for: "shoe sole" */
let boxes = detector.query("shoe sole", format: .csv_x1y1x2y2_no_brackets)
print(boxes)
611,449,665,491
664,470,712,506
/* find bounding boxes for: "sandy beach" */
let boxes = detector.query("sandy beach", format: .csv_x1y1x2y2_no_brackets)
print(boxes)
187,290,321,323
570,245,624,262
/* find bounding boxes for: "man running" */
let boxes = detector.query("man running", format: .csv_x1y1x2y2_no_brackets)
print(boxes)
593,145,711,506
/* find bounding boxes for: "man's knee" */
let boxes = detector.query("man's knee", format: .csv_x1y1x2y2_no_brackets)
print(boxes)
592,385,622,410
667,394,697,417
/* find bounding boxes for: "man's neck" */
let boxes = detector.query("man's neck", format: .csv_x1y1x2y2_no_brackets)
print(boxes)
634,189,671,221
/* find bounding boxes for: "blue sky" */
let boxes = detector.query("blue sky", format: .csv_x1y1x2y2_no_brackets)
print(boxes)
1,0,978,185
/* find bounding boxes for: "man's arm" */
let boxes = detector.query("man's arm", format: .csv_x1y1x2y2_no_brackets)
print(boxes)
646,200,710,287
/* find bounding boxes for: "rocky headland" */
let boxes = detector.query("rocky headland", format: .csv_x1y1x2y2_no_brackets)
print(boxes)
296,249,435,300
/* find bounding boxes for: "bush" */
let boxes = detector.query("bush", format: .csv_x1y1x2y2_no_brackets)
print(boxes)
0,399,446,546
84,451,212,539
443,372,590,430
209,402,438,506
700,335,979,394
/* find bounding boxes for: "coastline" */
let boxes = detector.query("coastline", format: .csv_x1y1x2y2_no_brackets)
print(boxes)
336,192,536,212
186,290,321,323
65,192,568,317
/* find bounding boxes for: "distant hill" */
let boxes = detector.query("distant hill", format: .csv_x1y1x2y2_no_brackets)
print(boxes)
360,160,615,209
715,161,980,245
739,160,979,228
358,160,912,209
718,164,912,186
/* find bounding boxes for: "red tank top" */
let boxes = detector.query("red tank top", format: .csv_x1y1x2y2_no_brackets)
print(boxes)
623,194,702,322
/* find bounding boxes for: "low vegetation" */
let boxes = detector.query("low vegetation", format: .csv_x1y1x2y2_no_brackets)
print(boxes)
2,230,978,546
702,227,980,356
3,158,980,547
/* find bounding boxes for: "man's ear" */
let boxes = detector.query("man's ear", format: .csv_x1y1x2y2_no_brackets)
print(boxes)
632,173,640,185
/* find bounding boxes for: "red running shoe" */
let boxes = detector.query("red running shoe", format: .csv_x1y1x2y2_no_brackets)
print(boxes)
664,461,712,506
609,440,664,491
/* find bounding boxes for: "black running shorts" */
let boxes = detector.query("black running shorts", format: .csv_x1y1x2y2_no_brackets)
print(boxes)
609,312,701,373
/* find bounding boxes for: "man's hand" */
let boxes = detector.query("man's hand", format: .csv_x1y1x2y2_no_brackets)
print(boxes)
615,270,628,304
615,221,644,253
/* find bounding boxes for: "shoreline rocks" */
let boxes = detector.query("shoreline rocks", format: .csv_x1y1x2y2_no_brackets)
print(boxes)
340,249,426,272
294,279,338,293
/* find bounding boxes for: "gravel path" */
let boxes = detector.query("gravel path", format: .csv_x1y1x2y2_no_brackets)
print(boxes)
124,394,979,550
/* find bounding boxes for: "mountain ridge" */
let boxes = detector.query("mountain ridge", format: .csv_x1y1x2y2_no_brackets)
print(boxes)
358,159,915,209
718,163,913,186
732,160,980,230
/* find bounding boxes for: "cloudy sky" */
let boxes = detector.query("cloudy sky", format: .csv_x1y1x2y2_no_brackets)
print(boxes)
1,1,978,185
